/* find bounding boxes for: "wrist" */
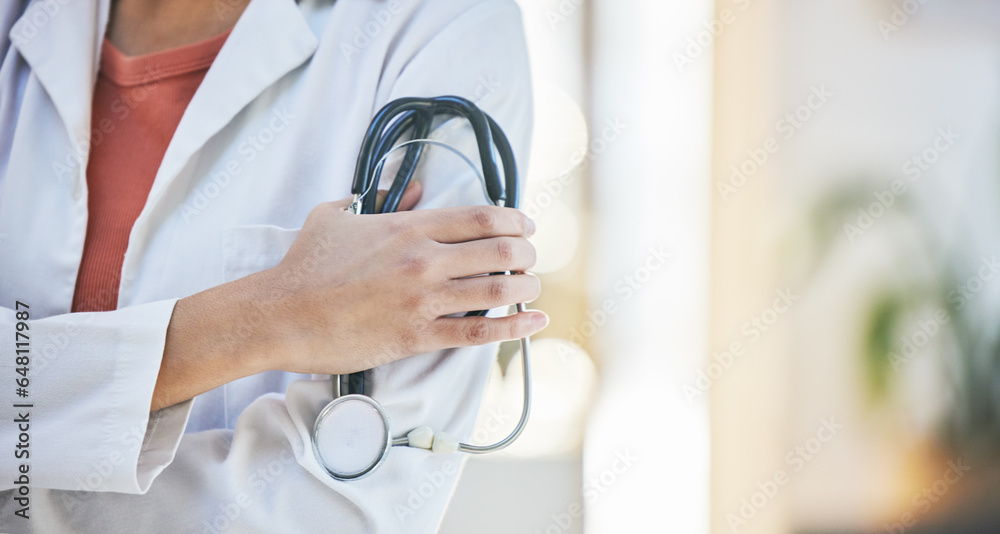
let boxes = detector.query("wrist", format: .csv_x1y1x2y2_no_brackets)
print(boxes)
233,268,291,374
157,273,284,410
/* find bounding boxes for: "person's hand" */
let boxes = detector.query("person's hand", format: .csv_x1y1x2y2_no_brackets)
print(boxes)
255,181,547,375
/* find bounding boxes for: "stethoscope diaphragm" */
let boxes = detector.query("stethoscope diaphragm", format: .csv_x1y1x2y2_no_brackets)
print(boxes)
312,394,392,481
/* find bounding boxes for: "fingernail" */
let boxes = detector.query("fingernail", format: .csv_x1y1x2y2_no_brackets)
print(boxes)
531,312,549,330
526,217,537,237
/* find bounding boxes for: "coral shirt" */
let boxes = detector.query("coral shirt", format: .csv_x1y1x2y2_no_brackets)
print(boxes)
72,30,231,312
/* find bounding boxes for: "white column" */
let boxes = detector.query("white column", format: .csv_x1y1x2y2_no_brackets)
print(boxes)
585,1,714,532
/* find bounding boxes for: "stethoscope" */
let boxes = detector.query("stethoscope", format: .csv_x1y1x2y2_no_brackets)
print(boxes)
311,96,532,481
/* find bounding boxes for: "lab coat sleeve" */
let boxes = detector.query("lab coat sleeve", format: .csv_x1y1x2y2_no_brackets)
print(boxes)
0,300,195,494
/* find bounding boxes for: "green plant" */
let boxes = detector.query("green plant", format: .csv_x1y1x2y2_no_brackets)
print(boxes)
803,180,1000,457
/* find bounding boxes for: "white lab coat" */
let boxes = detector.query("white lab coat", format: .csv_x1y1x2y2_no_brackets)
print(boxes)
0,0,532,531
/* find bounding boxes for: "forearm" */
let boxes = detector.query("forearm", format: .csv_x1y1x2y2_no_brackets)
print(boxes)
151,189,542,412
152,270,278,411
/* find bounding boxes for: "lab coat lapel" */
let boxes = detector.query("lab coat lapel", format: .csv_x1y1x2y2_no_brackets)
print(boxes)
146,0,318,205
8,0,108,154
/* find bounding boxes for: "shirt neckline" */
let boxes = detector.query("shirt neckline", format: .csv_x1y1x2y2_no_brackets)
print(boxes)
100,28,233,87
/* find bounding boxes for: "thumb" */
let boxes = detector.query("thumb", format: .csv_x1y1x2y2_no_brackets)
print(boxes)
327,190,390,212
329,195,355,210
374,181,423,213
331,181,423,213
396,180,423,212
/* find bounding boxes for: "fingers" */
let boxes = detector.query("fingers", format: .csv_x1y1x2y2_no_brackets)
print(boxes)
397,180,423,212
428,309,549,349
410,205,535,244
431,273,541,316
317,181,423,214
441,237,537,278
375,182,423,213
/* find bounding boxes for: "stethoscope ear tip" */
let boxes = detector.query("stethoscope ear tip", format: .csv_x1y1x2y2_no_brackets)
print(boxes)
430,432,460,455
404,426,460,454
406,426,434,449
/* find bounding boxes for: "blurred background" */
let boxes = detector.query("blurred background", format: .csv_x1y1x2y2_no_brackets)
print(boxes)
442,0,1000,533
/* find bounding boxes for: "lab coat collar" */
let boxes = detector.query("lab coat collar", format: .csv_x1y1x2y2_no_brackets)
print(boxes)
8,0,318,197
9,0,109,149
150,0,318,204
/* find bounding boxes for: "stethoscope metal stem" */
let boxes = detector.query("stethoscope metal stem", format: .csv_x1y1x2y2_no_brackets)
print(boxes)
457,302,532,454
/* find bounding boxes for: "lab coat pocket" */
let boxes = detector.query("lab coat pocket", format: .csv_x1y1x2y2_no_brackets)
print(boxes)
222,224,301,283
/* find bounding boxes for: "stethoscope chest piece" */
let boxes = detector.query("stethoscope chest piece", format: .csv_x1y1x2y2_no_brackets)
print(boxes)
312,394,392,481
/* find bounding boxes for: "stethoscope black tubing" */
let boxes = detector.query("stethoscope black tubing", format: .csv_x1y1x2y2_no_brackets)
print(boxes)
377,110,432,214
351,96,517,212
346,96,520,396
